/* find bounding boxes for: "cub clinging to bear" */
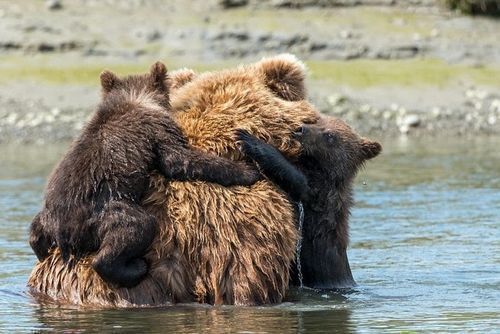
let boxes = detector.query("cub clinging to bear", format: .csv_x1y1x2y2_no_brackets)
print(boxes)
28,55,380,306
29,62,259,288
28,55,319,307
237,115,381,288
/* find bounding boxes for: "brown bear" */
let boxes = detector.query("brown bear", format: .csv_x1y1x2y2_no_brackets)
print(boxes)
29,62,260,289
27,55,321,306
143,54,320,305
236,116,382,289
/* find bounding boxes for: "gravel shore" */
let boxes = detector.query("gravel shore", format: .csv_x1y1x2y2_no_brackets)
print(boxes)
0,0,499,143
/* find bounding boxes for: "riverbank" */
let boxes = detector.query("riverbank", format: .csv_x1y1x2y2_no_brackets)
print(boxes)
0,0,499,143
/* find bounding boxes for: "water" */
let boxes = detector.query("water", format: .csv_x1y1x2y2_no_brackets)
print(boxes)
0,136,499,333
296,202,305,289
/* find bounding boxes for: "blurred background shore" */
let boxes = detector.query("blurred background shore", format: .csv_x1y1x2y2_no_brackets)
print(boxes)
0,0,499,143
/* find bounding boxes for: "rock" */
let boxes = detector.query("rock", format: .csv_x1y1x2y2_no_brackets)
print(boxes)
431,107,441,118
375,45,420,59
133,28,163,42
465,89,475,99
399,124,410,134
397,114,421,130
45,0,63,10
310,42,327,51
489,99,500,113
339,30,352,39
359,104,371,113
475,90,488,100
220,0,248,8
327,93,347,106
0,42,22,51
284,34,309,47
51,108,61,116
316,44,368,60
147,31,162,42
5,113,17,125
430,28,439,38
210,30,250,41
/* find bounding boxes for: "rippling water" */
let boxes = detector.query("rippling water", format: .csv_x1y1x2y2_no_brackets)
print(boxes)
1,137,499,333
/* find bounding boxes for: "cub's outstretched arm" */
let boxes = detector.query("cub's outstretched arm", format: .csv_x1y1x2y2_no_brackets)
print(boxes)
236,129,310,202
155,136,260,187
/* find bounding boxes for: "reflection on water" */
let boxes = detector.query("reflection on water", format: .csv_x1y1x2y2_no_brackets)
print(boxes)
0,137,499,333
28,302,354,333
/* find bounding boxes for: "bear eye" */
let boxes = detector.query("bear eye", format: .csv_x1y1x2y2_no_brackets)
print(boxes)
324,132,336,143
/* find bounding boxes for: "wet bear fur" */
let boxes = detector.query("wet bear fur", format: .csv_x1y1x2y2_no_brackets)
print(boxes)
29,62,259,288
28,54,320,306
237,116,382,289
27,55,319,305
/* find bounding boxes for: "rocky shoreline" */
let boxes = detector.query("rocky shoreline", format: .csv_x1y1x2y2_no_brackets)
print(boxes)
316,87,500,136
0,0,498,143
1,85,498,144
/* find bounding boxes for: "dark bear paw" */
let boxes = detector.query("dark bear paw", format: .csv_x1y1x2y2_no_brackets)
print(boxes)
93,257,149,288
235,129,265,160
237,164,261,186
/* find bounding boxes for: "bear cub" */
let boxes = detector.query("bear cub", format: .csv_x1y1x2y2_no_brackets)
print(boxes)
237,117,381,288
30,62,260,288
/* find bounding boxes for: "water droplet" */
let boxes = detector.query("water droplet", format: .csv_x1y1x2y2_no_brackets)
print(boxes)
296,202,304,289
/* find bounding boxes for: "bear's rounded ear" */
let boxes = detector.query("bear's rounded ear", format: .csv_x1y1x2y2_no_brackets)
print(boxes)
360,139,382,161
169,68,197,91
100,70,118,93
257,53,307,101
150,61,168,92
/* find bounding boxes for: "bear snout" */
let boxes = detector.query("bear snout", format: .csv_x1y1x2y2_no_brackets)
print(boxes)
293,126,307,139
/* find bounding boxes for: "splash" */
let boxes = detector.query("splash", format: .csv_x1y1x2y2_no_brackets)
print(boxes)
296,202,304,289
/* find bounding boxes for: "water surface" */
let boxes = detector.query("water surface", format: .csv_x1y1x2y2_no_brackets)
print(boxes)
0,137,499,333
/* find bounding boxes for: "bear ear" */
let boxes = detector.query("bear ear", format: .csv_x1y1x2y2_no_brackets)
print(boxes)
256,53,307,101
100,70,119,93
360,138,382,161
169,68,197,91
150,61,168,92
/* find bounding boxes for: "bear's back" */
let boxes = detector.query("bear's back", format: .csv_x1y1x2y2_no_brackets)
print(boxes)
46,98,176,204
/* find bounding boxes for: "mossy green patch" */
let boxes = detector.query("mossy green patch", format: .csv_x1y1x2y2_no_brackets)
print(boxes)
0,56,228,85
0,63,147,85
1,56,499,88
306,59,500,88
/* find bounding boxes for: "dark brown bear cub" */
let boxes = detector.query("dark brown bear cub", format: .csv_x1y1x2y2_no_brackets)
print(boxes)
237,116,381,289
29,62,259,288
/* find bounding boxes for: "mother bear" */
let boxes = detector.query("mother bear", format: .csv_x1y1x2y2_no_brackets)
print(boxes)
28,55,357,306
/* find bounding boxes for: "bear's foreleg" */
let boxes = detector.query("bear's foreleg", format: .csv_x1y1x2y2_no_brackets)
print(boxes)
29,211,55,261
92,201,157,288
157,146,260,187
236,130,310,202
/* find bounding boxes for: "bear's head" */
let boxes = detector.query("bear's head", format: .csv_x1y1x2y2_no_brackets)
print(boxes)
295,116,382,181
99,61,170,109
168,54,306,101
166,54,319,159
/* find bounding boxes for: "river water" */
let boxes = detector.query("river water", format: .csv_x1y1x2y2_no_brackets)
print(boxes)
0,136,499,333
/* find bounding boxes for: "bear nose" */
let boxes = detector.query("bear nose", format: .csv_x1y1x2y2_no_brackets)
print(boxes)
293,126,304,138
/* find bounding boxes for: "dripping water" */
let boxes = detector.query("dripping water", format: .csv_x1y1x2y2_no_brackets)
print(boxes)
296,202,304,289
